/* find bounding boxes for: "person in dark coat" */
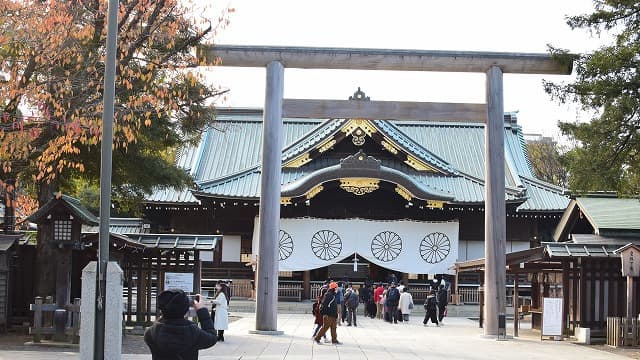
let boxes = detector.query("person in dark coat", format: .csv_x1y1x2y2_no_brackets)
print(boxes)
145,289,217,360
313,282,341,345
344,285,358,327
423,290,440,327
386,283,401,324
359,284,371,317
437,284,449,322
312,295,328,342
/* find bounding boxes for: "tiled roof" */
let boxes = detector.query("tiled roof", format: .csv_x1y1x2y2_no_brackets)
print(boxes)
576,197,640,232
147,109,568,212
27,194,99,226
516,176,569,212
544,242,621,258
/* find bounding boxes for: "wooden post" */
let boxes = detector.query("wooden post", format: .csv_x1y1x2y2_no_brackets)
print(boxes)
302,271,311,300
55,248,72,307
255,60,284,333
136,258,143,325
513,274,519,337
32,296,43,343
146,257,152,324
195,251,202,295
579,260,586,328
72,298,81,344
479,272,485,328
484,65,507,336
627,276,634,322
562,261,570,336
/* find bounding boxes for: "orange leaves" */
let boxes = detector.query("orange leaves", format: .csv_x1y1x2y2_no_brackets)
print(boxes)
1,0,226,184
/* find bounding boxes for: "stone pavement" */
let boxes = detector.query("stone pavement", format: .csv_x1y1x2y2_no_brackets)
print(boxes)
0,314,628,360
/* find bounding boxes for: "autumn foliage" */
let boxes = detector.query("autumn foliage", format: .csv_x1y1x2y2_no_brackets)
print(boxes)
0,0,229,185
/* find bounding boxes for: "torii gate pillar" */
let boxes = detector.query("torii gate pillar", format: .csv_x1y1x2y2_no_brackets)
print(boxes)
254,61,285,333
484,65,507,336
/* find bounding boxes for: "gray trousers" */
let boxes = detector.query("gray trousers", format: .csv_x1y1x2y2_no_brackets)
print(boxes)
346,307,357,326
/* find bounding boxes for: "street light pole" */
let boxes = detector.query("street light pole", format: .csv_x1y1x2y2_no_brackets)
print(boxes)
95,0,119,358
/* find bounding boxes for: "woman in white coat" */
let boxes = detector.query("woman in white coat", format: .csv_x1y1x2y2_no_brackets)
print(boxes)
398,287,414,322
212,284,229,341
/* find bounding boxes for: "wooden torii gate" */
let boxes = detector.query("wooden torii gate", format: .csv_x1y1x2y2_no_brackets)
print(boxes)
198,45,572,336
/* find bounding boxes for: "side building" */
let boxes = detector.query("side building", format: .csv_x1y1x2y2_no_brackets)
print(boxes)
143,105,569,298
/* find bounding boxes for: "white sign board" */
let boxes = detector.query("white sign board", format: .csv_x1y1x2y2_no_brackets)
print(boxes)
542,297,563,337
164,272,194,293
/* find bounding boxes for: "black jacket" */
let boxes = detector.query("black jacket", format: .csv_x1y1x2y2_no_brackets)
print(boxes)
145,308,217,360
424,295,438,312
320,290,338,318
359,287,371,303
437,289,449,307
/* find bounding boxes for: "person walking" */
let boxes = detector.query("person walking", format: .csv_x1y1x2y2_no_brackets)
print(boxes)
359,283,371,317
386,283,401,324
212,283,229,341
314,282,342,345
437,284,449,323
145,290,216,359
398,287,414,322
312,295,328,342
373,283,384,319
423,290,439,327
344,285,358,327
335,282,344,326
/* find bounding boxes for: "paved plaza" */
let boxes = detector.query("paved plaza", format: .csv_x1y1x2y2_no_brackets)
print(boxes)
0,313,630,360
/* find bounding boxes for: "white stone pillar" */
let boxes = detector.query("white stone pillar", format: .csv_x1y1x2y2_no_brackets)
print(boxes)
80,262,124,359
254,61,284,333
484,65,507,336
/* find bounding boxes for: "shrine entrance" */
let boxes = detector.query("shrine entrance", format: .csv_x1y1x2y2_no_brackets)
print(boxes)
198,44,573,335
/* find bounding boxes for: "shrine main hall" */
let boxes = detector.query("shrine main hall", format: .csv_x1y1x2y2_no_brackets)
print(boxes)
142,89,568,294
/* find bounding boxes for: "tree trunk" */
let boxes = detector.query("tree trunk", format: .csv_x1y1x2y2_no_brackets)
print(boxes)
34,181,57,297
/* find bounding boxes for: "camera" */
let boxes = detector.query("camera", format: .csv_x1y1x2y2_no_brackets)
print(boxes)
186,294,200,304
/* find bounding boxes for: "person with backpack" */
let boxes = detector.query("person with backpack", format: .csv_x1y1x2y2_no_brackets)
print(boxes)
312,295,328,342
437,284,449,323
344,285,359,327
386,283,401,324
314,282,342,345
145,289,217,359
423,290,440,327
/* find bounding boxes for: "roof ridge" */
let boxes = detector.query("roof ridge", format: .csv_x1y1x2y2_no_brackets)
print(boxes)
519,175,567,194
197,165,261,188
372,120,458,175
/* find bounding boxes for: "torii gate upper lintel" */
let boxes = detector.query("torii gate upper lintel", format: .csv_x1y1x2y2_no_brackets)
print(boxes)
200,44,573,336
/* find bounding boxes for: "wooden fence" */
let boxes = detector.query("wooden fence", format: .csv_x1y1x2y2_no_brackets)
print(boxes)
458,286,480,304
30,297,81,344
278,282,303,301
607,317,640,347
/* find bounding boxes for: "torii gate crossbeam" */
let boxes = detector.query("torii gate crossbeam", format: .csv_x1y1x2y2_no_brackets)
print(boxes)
197,44,572,336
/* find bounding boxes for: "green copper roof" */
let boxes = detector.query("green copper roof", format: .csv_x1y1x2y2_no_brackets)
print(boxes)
576,197,640,233
147,108,569,212
27,194,99,226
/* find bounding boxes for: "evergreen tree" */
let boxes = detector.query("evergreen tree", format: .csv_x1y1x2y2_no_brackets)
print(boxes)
545,0,640,195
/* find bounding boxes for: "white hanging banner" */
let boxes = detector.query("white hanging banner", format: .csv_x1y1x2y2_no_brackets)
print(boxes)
252,217,459,274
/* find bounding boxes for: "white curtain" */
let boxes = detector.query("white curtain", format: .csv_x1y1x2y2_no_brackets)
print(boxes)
252,217,459,274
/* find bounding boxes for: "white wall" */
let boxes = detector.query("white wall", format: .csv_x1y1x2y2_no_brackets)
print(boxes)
457,240,530,261
221,235,241,262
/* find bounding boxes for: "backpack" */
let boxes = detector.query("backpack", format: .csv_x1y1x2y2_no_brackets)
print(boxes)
387,288,400,304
